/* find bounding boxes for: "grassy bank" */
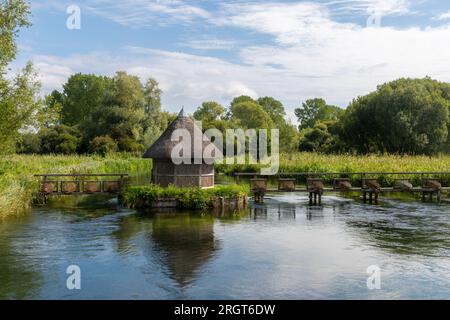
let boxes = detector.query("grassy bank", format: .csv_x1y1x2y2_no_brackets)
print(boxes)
123,184,249,210
0,154,152,218
215,152,450,185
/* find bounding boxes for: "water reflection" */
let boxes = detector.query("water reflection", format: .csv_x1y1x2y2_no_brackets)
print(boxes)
0,192,449,299
0,215,43,299
114,212,221,288
151,213,219,287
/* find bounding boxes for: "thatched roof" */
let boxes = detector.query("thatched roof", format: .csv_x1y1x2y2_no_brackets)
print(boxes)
143,108,222,160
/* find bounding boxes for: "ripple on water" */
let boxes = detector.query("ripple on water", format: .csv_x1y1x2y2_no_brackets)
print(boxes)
0,194,449,299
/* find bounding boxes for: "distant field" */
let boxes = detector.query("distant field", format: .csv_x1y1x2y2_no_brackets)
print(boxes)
0,154,152,218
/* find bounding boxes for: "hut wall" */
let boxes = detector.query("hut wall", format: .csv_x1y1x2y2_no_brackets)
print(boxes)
151,161,214,188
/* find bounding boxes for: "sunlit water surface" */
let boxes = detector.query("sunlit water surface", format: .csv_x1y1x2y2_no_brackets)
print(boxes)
0,192,449,299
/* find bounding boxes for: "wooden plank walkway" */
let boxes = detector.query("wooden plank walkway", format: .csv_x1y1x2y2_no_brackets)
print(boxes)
234,171,450,205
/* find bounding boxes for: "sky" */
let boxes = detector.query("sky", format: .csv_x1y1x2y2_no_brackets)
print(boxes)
13,0,450,120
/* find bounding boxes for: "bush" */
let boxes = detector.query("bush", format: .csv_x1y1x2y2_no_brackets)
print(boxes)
88,135,118,156
123,184,249,210
117,136,144,152
16,133,41,154
39,125,81,154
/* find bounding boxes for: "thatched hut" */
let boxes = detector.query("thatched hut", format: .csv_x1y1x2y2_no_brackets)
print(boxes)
143,108,220,188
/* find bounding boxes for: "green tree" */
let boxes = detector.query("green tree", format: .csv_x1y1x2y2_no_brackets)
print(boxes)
92,71,146,151
143,78,162,114
230,95,255,107
295,98,343,130
39,125,81,154
230,101,273,129
257,96,285,124
141,78,169,147
298,122,335,152
37,90,63,128
0,0,41,154
340,78,450,155
193,101,225,123
0,0,30,68
89,135,118,156
61,73,112,126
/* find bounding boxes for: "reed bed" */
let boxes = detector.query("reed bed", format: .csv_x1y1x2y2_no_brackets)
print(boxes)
215,152,450,185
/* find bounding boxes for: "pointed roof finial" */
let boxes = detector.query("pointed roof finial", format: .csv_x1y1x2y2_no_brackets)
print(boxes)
178,107,186,118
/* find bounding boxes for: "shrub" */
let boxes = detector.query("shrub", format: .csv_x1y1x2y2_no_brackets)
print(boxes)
117,136,144,152
39,125,81,154
16,133,41,154
89,135,118,156
123,184,249,210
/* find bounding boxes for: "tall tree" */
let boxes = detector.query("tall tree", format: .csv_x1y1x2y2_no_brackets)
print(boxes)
295,98,343,130
340,78,450,155
230,101,273,129
61,73,112,126
0,0,41,154
257,96,285,124
144,78,162,114
194,101,225,123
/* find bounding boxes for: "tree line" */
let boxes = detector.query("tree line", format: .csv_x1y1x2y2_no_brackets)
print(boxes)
2,0,450,156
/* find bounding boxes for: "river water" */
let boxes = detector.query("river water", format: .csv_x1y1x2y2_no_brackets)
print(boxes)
0,191,449,299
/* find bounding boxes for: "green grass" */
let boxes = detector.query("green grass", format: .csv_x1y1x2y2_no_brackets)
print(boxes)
123,184,249,210
215,152,450,185
0,154,152,218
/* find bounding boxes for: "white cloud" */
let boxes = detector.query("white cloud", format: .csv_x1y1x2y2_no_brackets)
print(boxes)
83,0,211,27
181,39,238,50
435,10,450,21
25,0,450,118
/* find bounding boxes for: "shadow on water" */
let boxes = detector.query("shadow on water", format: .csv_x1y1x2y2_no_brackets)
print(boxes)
0,215,43,299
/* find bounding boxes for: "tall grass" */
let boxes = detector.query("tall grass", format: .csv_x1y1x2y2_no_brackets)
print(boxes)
215,152,450,185
0,154,152,218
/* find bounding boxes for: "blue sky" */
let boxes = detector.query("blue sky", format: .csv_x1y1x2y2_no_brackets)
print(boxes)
14,0,450,119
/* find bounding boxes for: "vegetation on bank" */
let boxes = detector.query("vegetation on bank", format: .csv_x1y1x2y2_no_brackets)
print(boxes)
123,184,249,210
0,154,152,218
215,152,450,185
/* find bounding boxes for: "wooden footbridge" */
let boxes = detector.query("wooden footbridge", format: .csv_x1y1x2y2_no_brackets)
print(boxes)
35,173,128,203
235,172,450,205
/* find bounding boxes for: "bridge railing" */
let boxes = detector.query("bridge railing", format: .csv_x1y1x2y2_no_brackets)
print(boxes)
34,174,129,195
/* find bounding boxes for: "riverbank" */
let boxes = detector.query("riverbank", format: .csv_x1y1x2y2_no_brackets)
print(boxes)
0,154,152,218
215,153,450,184
123,184,249,210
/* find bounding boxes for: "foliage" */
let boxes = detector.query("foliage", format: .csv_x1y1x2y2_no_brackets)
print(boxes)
0,1,42,154
0,0,30,68
88,135,119,156
60,73,112,126
37,90,62,129
193,101,225,123
340,78,450,155
295,98,344,130
257,96,286,124
39,125,81,154
123,184,249,210
0,62,42,154
16,132,41,154
230,101,274,129
215,152,450,185
0,154,152,218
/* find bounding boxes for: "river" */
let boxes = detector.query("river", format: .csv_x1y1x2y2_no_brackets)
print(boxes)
0,189,449,299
